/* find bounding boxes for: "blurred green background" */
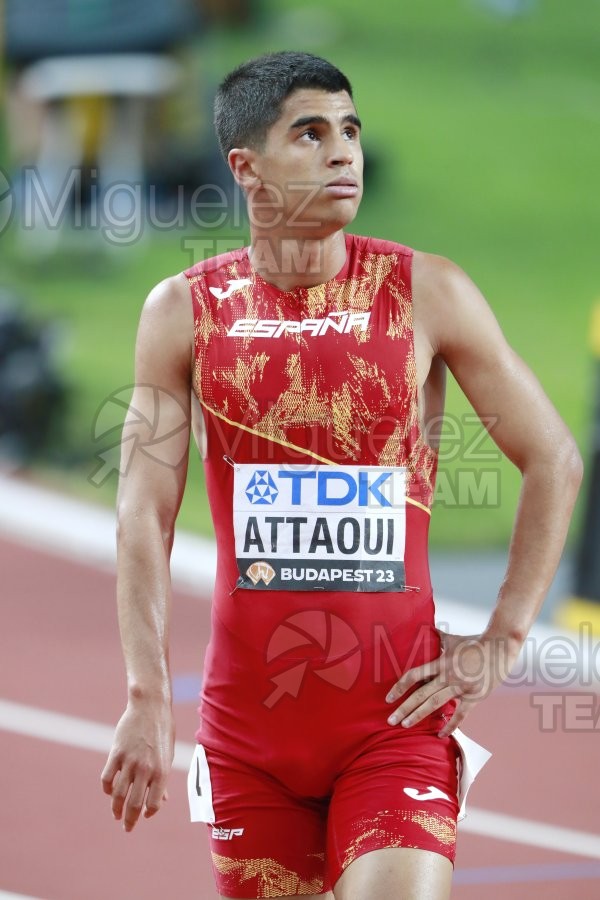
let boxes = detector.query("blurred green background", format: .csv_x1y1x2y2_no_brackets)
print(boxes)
1,0,598,547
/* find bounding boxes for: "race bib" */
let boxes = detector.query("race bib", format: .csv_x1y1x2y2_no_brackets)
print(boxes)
233,463,406,592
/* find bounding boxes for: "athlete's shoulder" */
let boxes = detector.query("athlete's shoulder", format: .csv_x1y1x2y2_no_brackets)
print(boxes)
412,249,480,303
348,233,414,259
183,245,250,280
411,249,504,357
143,272,191,316
137,273,194,359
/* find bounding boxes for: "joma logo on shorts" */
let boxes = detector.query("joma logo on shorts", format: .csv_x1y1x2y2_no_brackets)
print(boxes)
212,827,245,840
227,311,371,339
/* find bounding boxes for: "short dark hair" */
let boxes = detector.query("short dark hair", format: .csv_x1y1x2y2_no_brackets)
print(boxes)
214,51,353,158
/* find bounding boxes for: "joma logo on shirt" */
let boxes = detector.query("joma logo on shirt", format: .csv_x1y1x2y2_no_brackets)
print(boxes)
208,279,252,299
227,311,371,339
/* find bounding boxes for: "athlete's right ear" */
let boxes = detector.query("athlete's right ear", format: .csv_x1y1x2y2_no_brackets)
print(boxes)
228,148,261,193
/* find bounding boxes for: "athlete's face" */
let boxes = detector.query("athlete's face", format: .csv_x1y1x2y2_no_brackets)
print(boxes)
245,89,364,237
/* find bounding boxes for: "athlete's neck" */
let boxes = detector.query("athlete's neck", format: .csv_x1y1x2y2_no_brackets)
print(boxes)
248,231,347,292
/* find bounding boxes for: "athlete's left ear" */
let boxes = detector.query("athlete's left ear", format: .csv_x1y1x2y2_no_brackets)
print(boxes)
228,148,261,194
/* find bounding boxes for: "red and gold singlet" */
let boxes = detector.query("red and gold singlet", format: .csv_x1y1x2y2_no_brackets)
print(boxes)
183,234,466,898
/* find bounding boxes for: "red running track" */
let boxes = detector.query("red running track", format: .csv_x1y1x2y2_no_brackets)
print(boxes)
1,535,599,899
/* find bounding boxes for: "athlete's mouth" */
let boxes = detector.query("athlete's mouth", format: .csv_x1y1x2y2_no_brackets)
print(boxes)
325,176,358,188
324,177,359,197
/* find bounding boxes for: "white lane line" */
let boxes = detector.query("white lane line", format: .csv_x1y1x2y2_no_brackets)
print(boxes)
0,893,44,899
0,474,217,593
0,699,195,772
461,809,600,860
2,699,600,859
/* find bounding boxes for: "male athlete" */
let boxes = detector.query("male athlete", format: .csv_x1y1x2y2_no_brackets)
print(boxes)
101,52,582,900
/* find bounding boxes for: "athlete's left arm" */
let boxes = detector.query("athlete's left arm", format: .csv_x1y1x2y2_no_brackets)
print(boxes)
386,254,583,735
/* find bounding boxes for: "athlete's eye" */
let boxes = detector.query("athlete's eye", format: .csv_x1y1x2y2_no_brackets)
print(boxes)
343,126,359,140
302,129,319,141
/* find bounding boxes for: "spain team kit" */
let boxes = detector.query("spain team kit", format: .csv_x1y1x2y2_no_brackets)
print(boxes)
183,234,489,898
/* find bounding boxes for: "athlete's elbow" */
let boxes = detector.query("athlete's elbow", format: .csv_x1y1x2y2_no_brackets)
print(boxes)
116,499,175,551
529,432,583,492
560,437,584,492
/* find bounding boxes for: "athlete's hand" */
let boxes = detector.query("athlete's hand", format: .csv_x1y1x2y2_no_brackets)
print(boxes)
385,629,521,737
101,699,175,831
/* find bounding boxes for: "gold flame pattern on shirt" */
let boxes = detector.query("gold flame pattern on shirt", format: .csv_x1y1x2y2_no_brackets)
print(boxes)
212,352,270,421
211,852,324,898
189,275,222,346
300,251,396,319
386,279,413,340
188,242,438,507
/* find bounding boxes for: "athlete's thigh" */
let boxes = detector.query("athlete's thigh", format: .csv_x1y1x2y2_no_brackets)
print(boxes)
333,847,452,900
326,727,459,896
197,745,330,899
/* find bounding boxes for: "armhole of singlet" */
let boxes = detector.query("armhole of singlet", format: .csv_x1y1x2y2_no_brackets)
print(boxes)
403,247,439,459
184,270,211,460
184,270,204,402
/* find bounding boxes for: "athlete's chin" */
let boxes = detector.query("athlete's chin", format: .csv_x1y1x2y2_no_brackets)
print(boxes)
295,201,360,237
330,202,360,229
329,194,361,224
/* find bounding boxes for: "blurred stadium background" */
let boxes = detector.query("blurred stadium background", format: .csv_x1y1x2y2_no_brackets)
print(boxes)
1,0,600,898
1,0,598,547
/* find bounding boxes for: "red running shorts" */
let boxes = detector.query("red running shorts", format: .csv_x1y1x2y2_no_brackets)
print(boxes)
190,725,460,898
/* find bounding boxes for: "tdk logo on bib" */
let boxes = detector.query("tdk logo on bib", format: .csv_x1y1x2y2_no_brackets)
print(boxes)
246,469,394,507
278,469,393,507
245,471,279,505
233,464,406,593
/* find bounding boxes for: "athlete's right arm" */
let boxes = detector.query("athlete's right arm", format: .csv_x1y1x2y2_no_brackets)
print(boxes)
101,273,194,832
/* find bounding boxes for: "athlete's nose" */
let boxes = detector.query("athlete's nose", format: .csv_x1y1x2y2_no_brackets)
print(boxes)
327,135,353,167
